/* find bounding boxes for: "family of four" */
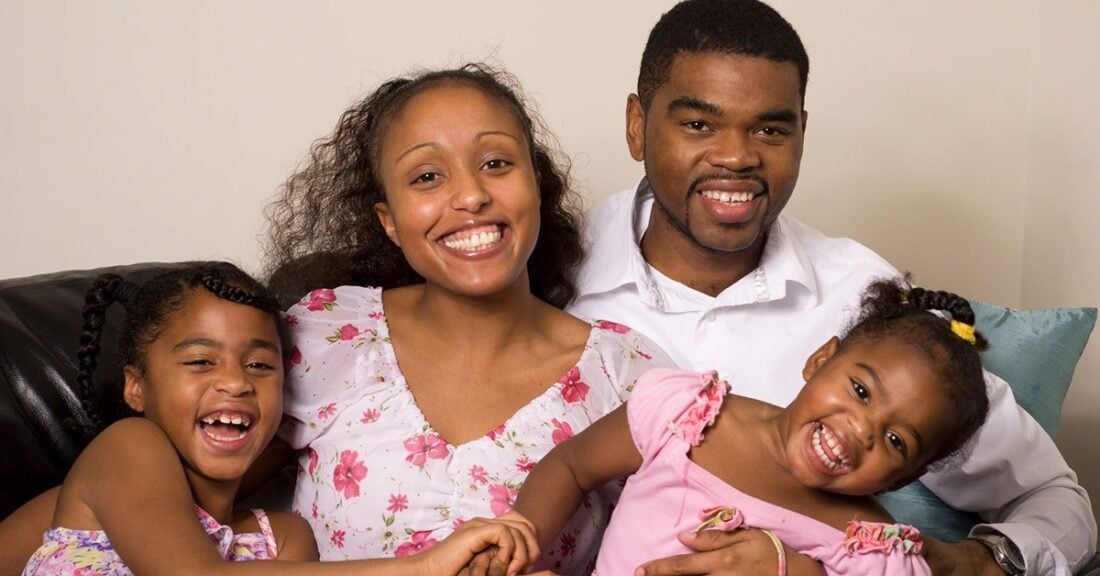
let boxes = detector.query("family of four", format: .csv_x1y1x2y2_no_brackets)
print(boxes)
3,0,1094,575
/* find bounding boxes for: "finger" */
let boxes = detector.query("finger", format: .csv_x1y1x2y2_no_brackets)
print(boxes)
466,550,494,576
676,528,750,552
500,526,530,575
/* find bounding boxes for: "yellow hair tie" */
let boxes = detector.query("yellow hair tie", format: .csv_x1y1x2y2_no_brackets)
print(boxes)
951,319,977,345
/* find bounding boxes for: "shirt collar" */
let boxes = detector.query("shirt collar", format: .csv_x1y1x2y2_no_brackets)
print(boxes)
577,176,820,309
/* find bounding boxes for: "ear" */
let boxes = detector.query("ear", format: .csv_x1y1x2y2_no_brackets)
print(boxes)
625,94,646,162
374,202,400,247
802,336,840,381
801,109,809,136
122,365,146,413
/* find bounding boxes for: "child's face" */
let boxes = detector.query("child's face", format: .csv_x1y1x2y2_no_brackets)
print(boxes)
782,336,952,496
373,82,541,298
123,289,284,484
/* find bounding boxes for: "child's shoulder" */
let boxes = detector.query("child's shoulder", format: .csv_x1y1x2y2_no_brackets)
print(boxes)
812,492,896,532
266,511,319,561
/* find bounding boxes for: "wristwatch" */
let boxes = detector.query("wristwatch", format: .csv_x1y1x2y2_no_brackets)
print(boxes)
969,533,1026,576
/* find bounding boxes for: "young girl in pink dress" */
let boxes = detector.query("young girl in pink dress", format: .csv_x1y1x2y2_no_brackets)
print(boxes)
506,280,991,575
22,263,537,576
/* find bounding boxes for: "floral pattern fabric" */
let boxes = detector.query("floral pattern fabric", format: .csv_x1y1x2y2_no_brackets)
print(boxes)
279,286,673,573
22,507,277,575
594,369,932,575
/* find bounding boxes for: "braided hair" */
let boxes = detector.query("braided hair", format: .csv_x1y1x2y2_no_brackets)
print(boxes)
74,262,282,443
840,279,990,466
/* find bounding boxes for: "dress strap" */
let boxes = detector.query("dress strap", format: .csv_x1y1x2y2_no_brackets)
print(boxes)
251,508,279,559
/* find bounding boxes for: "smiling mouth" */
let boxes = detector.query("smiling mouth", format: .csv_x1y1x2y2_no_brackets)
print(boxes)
441,224,503,252
199,410,254,442
700,190,757,204
811,421,851,471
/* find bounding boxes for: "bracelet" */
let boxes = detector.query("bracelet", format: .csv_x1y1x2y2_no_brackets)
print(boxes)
760,529,787,576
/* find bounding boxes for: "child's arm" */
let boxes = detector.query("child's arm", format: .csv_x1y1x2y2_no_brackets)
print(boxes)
511,403,642,551
0,486,59,576
64,417,536,576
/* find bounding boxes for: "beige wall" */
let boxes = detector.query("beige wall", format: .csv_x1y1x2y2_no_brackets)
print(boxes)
2,1,1097,520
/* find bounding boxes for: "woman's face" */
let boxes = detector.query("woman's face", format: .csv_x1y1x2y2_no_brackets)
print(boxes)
374,82,541,298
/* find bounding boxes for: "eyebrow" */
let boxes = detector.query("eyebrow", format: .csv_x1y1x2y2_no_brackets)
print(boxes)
171,337,281,355
392,130,523,166
667,96,722,117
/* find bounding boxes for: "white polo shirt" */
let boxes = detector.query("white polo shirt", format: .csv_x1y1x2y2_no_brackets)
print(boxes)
568,179,1096,575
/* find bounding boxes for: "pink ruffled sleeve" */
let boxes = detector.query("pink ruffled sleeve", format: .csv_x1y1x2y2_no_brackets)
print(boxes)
824,521,932,575
277,286,389,449
625,369,729,462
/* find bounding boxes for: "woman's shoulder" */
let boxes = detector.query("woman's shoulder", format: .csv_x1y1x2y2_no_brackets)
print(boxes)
284,285,383,317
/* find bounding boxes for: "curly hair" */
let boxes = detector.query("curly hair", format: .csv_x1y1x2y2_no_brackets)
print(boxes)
638,0,809,110
840,279,990,466
74,262,282,443
264,63,584,310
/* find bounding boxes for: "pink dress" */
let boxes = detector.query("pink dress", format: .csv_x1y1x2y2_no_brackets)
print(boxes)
279,286,673,573
22,507,277,575
595,369,931,576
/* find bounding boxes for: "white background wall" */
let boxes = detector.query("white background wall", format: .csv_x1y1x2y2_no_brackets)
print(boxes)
2,1,1098,522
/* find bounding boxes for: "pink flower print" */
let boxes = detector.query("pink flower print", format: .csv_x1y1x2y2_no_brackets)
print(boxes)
387,493,409,513
551,418,574,445
395,530,439,557
339,324,360,340
469,465,489,485
515,456,537,473
283,313,299,327
283,346,302,372
559,531,578,558
331,529,346,548
311,502,318,519
360,408,381,424
489,484,518,516
318,402,337,420
403,433,450,467
305,288,337,311
596,320,630,334
558,367,590,404
368,309,384,320
307,447,319,476
333,450,368,499
487,423,506,440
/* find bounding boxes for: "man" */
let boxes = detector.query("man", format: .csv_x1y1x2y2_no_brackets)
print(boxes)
569,0,1096,574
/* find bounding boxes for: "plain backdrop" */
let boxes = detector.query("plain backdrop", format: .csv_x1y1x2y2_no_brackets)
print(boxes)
2,1,1098,523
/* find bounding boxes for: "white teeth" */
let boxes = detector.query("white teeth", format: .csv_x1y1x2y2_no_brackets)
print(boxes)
444,228,502,251
701,190,754,203
811,424,850,471
200,412,251,427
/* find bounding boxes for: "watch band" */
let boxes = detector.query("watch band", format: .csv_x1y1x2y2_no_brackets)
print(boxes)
969,533,1026,576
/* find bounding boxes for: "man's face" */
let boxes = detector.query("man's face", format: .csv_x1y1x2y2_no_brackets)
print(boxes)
628,52,806,258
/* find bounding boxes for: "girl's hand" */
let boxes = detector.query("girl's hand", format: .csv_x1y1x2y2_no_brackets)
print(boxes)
421,516,540,576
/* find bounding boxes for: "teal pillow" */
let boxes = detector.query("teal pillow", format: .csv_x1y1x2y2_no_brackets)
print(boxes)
877,300,1097,542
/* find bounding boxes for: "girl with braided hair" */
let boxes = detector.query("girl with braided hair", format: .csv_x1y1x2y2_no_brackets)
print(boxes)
501,279,991,575
23,262,539,576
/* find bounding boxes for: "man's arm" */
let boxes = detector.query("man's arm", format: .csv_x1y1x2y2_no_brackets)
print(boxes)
0,486,59,576
922,371,1096,575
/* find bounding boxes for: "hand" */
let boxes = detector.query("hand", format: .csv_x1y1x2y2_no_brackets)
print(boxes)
922,536,1007,576
635,529,824,575
424,516,540,576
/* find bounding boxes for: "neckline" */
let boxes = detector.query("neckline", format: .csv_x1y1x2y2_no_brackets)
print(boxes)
372,291,603,450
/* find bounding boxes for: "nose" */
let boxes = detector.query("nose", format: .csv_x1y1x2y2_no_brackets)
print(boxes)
449,168,491,213
706,131,760,172
214,364,253,397
849,410,875,450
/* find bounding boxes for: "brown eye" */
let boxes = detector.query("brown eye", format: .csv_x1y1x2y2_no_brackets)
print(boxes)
886,431,908,457
850,379,870,402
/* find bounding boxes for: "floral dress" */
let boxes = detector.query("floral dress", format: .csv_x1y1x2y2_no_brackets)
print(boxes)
594,369,931,575
22,507,278,575
279,286,673,574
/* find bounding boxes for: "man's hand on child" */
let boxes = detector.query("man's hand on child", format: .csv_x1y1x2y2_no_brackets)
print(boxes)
634,528,825,575
420,515,540,576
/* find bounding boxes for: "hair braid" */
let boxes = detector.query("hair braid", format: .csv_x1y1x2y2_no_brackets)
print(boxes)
197,272,279,313
73,274,125,441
